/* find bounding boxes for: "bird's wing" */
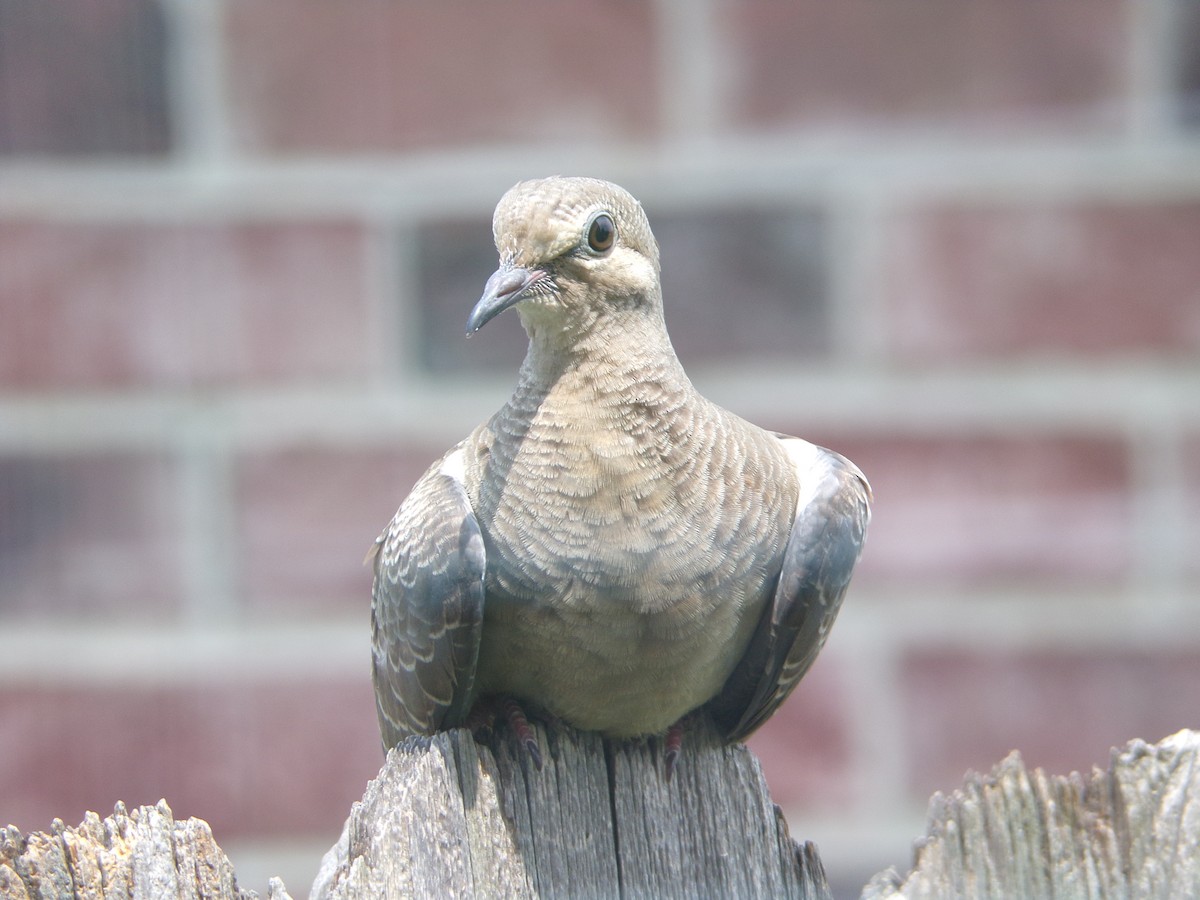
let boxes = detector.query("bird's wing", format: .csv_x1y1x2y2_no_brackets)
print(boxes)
709,437,871,744
370,445,486,750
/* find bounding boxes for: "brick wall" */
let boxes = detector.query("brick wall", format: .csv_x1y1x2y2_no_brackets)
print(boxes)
2,1,1198,894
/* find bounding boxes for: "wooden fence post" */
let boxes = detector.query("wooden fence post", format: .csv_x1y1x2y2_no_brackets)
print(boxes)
864,729,1200,899
312,717,832,899
0,799,292,900
6,727,1197,898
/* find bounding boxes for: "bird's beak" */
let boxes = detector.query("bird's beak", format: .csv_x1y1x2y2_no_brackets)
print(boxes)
467,265,545,335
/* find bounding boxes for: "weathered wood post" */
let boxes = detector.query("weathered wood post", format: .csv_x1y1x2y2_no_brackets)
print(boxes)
6,728,1198,898
864,729,1200,899
0,800,292,900
311,716,832,898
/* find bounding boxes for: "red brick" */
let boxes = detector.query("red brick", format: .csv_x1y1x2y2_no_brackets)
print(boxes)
720,0,1128,132
236,446,444,613
881,203,1200,361
901,648,1200,800
0,680,382,838
746,657,852,811
0,0,170,155
0,221,373,388
225,2,658,153
757,432,1134,588
0,453,185,618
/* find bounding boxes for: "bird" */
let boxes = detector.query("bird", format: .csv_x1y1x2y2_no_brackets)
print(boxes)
369,176,871,775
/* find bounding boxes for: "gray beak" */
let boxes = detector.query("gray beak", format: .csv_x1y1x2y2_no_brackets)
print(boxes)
466,266,545,335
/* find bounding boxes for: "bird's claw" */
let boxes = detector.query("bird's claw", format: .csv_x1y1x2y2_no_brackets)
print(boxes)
663,720,685,782
501,696,543,770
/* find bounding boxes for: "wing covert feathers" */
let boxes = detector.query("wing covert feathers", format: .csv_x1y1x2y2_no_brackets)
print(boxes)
709,439,872,743
371,447,486,749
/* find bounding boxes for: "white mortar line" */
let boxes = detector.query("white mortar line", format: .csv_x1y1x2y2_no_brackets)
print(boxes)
159,0,235,165
3,587,1190,686
839,586,1200,651
655,0,721,140
177,428,240,624
385,221,424,382
1,367,1197,454
1127,0,1180,142
0,622,367,685
363,217,409,384
3,137,1200,220
1128,417,1189,595
832,607,914,817
825,190,890,363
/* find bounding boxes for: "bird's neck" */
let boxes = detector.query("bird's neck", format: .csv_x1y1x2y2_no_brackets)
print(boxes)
515,310,692,411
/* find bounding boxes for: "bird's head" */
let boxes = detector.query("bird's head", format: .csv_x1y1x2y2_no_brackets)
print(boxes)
467,177,663,342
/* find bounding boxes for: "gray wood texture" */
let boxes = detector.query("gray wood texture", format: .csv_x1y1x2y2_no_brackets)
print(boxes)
863,729,1200,900
312,717,832,899
0,799,292,900
8,726,1194,898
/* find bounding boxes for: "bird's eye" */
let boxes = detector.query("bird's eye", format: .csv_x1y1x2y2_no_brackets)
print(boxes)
586,214,615,253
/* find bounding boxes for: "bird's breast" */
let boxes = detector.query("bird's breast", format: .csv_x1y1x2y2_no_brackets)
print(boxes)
464,391,799,735
476,421,711,604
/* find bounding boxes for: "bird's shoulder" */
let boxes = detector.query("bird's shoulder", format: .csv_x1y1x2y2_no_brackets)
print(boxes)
373,443,476,567
770,432,872,522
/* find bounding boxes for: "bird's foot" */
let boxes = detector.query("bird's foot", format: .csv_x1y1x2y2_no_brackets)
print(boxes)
500,696,543,770
468,695,544,770
662,720,685,782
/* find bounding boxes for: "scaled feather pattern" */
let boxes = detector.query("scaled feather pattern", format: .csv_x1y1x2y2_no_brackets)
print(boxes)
371,176,871,755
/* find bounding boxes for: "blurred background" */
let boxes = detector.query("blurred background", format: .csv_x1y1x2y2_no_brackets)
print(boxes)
1,1,1199,896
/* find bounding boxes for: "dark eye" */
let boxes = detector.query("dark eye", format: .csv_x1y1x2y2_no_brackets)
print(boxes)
587,214,615,253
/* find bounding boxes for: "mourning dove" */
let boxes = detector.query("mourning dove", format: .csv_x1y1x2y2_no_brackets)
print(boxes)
370,176,871,772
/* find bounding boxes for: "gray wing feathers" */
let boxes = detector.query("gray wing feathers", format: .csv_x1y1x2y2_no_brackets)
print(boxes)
710,443,871,743
371,448,486,750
